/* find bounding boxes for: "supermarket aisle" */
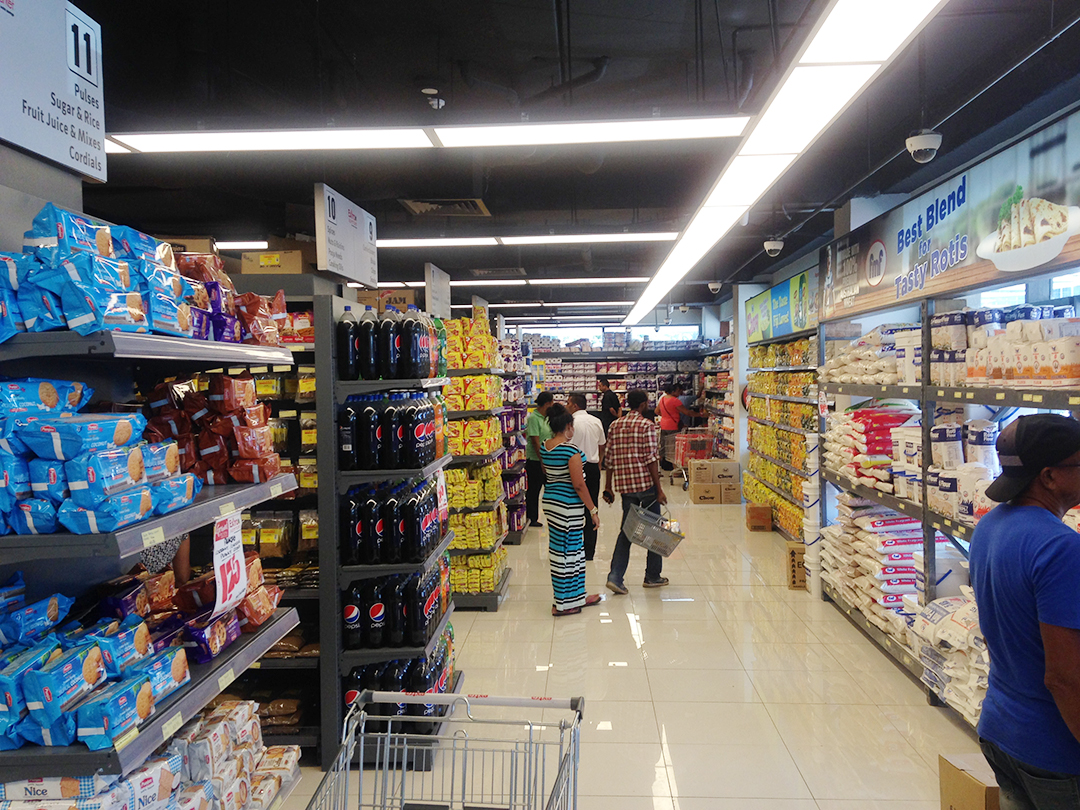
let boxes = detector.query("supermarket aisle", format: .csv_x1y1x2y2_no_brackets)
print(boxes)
288,490,980,809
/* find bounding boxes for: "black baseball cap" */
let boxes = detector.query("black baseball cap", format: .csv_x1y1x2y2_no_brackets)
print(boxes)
985,414,1080,502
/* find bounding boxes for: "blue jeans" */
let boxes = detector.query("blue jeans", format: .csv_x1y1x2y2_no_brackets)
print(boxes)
607,489,663,586
981,738,1080,810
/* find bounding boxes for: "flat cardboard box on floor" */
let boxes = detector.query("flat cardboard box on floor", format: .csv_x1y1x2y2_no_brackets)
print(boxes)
746,504,772,531
939,753,999,810
240,250,306,275
689,460,714,485
689,483,722,504
720,482,741,504
786,541,807,590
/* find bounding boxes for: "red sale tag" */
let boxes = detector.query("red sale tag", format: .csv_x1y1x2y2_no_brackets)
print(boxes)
212,511,247,617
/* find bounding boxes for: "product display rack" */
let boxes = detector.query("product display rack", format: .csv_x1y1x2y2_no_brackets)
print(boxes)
450,493,506,514
337,530,456,587
447,407,508,420
743,472,803,508
747,415,814,435
822,582,924,679
452,567,512,611
448,530,508,558
749,448,811,479
337,454,453,490
502,460,526,476
748,392,817,404
338,604,457,672
446,367,505,377
503,526,528,546
449,448,505,466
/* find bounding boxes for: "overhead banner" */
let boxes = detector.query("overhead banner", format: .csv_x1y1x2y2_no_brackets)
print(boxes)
744,268,819,344
314,183,378,288
820,108,1080,320
0,1,107,181
424,262,451,319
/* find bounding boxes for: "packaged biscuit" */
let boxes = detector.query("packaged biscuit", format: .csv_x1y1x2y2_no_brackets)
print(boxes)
256,745,301,781
203,700,253,741
142,441,181,483
147,411,192,441
16,413,146,460
45,253,132,294
0,252,37,293
22,642,107,725
142,571,176,612
174,574,216,613
208,412,244,439
0,777,137,810
247,774,280,810
126,647,189,702
24,204,112,261
28,458,69,504
176,254,232,290
65,446,147,509
76,674,153,750
124,753,183,807
236,587,279,635
0,771,119,801
166,716,204,782
234,426,272,460
209,314,242,344
175,783,213,810
0,450,31,512
60,283,148,336
182,392,213,427
151,473,202,516
228,455,280,484
0,288,24,344
182,278,211,311
0,572,25,612
236,714,262,752
0,637,62,733
190,308,212,341
0,378,92,414
188,718,233,782
0,594,72,646
144,289,194,339
16,280,65,333
55,618,116,650
208,375,257,414
216,774,249,810
111,227,162,264
184,611,240,665
88,616,151,679
205,281,234,316
7,498,58,535
57,484,154,533
13,707,79,747
100,577,150,620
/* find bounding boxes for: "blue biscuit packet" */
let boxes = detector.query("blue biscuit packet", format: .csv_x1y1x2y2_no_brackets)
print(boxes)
0,253,37,292
65,445,147,509
44,253,133,293
0,572,25,613
56,617,116,650
151,474,201,516
0,450,30,512
0,289,24,345
23,641,107,725
111,226,162,263
28,458,69,504
0,378,93,414
0,721,21,750
143,289,193,339
0,420,27,457
0,595,71,646
142,441,180,483
24,204,112,263
16,281,64,332
89,616,151,679
7,498,57,535
57,484,153,533
76,674,152,750
61,283,149,336
15,707,78,747
0,636,61,732
127,647,189,703
16,413,146,460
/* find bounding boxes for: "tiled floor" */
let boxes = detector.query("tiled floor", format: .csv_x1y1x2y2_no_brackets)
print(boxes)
285,491,980,809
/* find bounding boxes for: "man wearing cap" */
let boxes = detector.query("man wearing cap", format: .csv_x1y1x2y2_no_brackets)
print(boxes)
970,414,1080,808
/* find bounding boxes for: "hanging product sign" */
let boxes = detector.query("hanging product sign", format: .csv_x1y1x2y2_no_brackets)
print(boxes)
745,289,772,343
314,182,378,288
0,1,107,181
819,108,1080,320
424,262,451,319
745,268,819,344
212,511,248,618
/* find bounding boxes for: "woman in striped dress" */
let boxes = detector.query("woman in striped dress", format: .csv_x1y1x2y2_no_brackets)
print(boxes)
540,404,602,616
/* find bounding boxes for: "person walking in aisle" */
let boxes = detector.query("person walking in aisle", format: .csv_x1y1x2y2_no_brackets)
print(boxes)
525,391,555,528
598,377,621,435
540,404,602,616
566,393,606,561
657,383,704,471
602,389,668,594
969,414,1080,810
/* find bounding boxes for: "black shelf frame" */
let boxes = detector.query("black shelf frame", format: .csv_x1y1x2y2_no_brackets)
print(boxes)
749,448,812,479
255,657,320,670
338,531,455,587
448,530,507,557
748,391,817,404
447,407,508,420
338,454,454,491
339,604,456,673
0,331,295,364
335,377,449,401
450,494,506,514
452,568,512,611
447,448,505,466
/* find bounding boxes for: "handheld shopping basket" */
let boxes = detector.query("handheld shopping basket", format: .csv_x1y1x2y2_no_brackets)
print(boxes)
306,691,585,810
622,502,684,557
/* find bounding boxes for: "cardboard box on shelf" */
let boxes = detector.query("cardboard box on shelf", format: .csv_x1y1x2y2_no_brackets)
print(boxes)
746,504,772,531
720,482,741,504
158,235,216,254
355,289,417,313
786,541,806,590
939,753,999,810
240,250,306,274
267,235,318,269
689,484,722,504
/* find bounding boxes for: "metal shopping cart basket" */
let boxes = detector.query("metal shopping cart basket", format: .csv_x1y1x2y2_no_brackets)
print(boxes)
622,502,684,557
306,690,584,810
663,427,712,491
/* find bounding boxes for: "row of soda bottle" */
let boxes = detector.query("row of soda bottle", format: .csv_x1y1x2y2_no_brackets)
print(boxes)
344,563,450,650
337,304,448,382
341,477,444,567
339,391,446,471
343,628,455,734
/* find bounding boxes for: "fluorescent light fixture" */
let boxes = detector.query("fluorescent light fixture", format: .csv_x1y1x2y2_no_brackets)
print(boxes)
104,139,130,154
448,279,528,287
377,281,405,288
111,128,434,153
542,300,635,308
434,116,749,148
529,277,651,285
740,64,880,156
500,232,678,245
701,155,797,207
402,281,426,288
505,314,625,321
377,237,499,248
215,240,269,251
800,0,947,65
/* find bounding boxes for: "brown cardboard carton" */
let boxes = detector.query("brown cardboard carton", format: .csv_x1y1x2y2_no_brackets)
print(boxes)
939,753,999,810
689,460,714,485
709,460,740,483
355,289,417,314
786,541,807,590
240,251,305,274
689,484,722,504
720,482,741,504
157,236,216,255
267,235,318,270
746,504,772,531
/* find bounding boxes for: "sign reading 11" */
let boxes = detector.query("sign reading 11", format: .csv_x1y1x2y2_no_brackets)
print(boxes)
66,8,99,87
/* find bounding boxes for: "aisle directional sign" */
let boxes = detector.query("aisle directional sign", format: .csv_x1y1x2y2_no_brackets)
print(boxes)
314,182,378,288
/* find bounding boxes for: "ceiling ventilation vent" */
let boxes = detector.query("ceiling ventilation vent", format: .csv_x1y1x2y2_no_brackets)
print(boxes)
399,198,492,217
468,267,527,277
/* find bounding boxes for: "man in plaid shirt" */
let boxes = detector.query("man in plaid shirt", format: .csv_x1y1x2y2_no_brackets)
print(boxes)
602,389,668,593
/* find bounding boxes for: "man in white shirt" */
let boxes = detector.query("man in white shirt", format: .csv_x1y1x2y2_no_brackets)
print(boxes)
567,393,606,561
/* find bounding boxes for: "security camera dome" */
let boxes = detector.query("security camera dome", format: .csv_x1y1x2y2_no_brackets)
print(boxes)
764,239,784,257
906,129,942,164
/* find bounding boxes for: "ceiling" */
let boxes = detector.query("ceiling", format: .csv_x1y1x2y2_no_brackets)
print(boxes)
78,0,1080,321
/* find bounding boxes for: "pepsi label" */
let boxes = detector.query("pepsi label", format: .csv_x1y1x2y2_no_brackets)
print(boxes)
344,604,361,626
345,689,360,704
369,602,386,624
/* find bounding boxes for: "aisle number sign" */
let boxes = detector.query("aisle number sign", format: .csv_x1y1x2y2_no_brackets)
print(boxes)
425,262,451,319
0,1,106,181
314,182,378,288
212,511,247,618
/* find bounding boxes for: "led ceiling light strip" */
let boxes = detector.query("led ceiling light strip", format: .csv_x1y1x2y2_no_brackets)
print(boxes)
624,0,950,325
112,129,435,153
528,277,651,285
377,237,499,248
435,117,748,147
449,279,528,287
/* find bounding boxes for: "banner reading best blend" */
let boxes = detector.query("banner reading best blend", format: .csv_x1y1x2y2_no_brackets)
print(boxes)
819,109,1080,319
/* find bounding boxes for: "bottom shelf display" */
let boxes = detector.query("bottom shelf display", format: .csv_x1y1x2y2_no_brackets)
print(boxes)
450,545,509,599
452,567,512,612
742,473,806,540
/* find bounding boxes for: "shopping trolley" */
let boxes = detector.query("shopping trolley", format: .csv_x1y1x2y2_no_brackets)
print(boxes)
306,691,585,810
663,427,712,490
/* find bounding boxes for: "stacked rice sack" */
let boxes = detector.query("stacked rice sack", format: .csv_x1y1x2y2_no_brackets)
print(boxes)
822,403,919,493
819,325,912,384
908,595,988,726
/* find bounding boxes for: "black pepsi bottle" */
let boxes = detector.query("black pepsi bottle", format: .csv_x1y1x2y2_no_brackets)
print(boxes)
379,396,400,470
381,486,404,565
378,307,400,380
384,576,406,648
344,665,367,708
358,306,379,380
380,659,411,731
361,579,387,648
337,307,359,380
343,582,364,649
401,486,424,564
403,573,425,647
342,487,363,565
339,399,359,471
358,396,380,471
401,396,420,468
407,656,437,734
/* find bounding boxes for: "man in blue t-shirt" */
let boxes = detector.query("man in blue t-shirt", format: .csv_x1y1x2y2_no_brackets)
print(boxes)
970,414,1080,809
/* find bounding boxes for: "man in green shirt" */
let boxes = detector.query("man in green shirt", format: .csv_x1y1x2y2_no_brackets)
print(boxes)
525,391,555,527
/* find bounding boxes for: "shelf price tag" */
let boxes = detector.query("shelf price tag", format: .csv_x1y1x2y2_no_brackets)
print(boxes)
114,726,139,751
1032,395,1043,403
219,502,236,517
142,527,165,549
270,483,284,499
212,512,247,618
217,668,236,691
996,393,1005,401
161,711,184,741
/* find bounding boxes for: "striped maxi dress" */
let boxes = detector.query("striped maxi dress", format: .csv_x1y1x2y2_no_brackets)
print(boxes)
540,442,587,611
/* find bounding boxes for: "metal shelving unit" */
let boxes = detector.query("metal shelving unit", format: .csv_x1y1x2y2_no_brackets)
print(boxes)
822,582,924,680
448,448,505,466
446,367,504,377
447,407,507,420
448,530,508,558
337,531,455,587
453,567,512,611
339,604,456,672
504,526,528,546
821,468,922,518
744,471,803,508
747,415,814,435
0,331,295,364
748,391,817,404
255,656,320,670
336,377,449,400
749,448,811,479
0,608,298,781
502,460,526,476
450,493,506,514
338,454,453,490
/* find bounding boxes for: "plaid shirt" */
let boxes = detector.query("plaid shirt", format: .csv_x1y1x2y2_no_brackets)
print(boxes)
602,411,659,493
